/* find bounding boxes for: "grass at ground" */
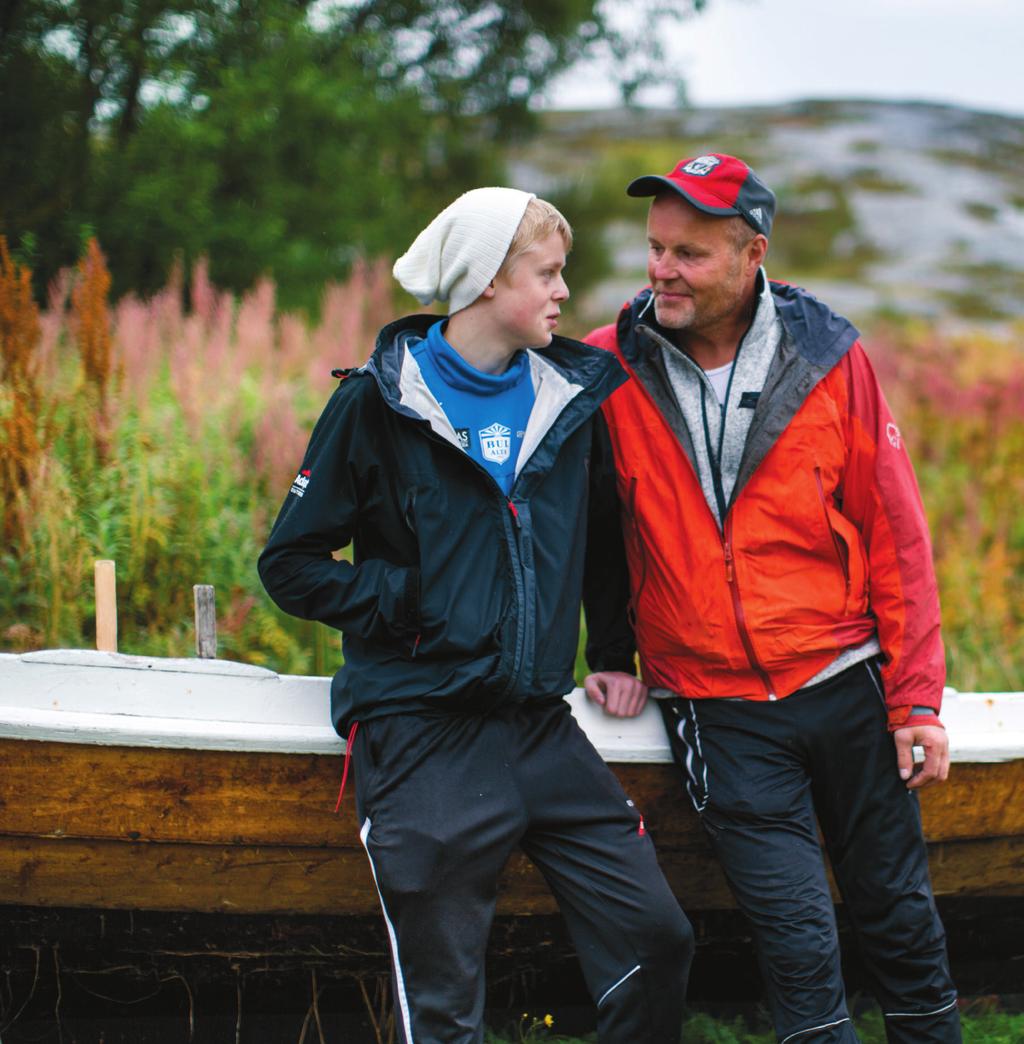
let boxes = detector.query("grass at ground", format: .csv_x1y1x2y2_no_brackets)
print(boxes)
484,1005,1024,1043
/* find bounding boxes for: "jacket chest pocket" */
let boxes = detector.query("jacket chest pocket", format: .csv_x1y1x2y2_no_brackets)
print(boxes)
397,478,448,539
813,466,868,614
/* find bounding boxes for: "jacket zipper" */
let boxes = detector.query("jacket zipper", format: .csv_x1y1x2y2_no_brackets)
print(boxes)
500,496,529,698
372,355,611,700
623,382,773,698
722,514,775,699
814,467,851,595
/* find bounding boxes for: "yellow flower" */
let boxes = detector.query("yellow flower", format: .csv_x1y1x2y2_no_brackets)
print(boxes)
544,1014,554,1027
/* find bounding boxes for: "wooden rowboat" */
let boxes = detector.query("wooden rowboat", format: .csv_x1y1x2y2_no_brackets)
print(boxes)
1,649,1022,918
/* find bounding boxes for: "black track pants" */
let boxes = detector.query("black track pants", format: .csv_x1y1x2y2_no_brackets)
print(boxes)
353,697,694,1044
661,661,960,1044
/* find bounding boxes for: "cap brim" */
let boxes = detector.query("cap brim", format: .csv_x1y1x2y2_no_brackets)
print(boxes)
626,175,741,219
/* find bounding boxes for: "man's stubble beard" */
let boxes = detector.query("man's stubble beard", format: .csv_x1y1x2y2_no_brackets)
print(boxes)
653,255,749,335
652,295,693,331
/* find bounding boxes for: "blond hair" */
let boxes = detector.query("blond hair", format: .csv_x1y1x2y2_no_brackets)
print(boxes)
498,198,573,276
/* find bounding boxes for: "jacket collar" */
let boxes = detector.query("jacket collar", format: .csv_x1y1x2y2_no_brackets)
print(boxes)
613,280,861,511
369,314,625,407
363,314,628,488
615,280,859,371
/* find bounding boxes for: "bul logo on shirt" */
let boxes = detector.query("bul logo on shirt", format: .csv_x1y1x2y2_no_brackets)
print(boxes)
479,422,512,464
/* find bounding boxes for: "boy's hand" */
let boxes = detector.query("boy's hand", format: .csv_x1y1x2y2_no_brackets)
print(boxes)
584,672,649,718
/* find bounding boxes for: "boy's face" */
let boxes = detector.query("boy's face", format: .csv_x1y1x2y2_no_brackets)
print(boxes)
490,232,569,351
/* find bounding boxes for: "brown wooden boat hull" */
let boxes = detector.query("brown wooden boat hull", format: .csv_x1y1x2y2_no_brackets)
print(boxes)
2,738,1022,916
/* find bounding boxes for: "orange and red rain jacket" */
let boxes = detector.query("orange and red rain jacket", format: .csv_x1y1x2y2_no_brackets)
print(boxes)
584,282,944,730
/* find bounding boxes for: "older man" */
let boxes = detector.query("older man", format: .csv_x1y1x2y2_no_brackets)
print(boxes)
582,153,961,1043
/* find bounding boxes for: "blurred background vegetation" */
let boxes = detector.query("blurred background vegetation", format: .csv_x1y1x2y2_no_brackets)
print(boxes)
1,0,1021,692
1,0,701,314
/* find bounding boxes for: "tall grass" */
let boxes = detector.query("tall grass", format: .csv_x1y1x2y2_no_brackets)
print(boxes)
0,238,394,674
1,241,1021,691
0,238,44,552
866,322,1024,691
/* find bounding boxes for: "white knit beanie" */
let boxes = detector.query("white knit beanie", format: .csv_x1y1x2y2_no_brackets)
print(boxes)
393,187,536,314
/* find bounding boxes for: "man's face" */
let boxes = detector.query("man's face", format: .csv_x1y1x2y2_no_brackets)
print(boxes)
646,194,762,335
490,231,570,351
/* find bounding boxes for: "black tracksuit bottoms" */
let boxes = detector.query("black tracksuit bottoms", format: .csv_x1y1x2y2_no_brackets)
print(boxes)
661,660,961,1044
352,696,694,1044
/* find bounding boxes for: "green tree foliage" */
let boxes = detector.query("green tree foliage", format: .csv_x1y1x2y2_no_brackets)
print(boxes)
1,0,703,312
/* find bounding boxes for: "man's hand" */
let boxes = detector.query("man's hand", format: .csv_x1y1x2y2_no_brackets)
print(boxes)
893,724,950,789
584,672,649,718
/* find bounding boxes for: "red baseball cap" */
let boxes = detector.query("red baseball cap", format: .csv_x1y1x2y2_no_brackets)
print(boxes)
627,153,776,237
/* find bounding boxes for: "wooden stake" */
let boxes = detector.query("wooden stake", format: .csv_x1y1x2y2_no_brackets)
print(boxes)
193,585,217,659
94,560,117,652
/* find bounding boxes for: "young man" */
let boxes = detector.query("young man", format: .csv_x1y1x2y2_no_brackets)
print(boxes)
258,188,693,1044
583,155,961,1043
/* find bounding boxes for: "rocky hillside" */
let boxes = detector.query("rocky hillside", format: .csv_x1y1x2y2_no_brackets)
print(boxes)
509,100,1024,330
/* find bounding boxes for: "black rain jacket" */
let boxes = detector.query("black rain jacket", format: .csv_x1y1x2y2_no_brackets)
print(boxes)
258,314,633,735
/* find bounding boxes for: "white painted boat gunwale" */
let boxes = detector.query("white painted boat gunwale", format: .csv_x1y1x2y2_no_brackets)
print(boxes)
1,650,1022,764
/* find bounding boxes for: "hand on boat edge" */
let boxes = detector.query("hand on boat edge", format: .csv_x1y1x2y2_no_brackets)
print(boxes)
584,671,649,718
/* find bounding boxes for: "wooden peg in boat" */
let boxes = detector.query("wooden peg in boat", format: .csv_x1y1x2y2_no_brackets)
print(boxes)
193,584,217,659
95,560,117,652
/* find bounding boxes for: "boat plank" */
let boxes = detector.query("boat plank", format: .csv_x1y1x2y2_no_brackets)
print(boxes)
0,835,382,915
916,761,1024,841
0,833,1020,917
0,836,575,916
923,835,1024,898
616,761,1024,844
2,740,1021,848
0,739,347,847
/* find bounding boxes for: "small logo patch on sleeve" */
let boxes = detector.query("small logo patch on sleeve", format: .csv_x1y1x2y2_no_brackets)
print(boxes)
290,468,311,497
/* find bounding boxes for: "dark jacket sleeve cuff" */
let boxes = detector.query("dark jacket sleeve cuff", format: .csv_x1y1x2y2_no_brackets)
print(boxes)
586,649,637,676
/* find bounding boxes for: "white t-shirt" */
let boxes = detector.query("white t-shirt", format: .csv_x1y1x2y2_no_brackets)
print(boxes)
703,360,734,406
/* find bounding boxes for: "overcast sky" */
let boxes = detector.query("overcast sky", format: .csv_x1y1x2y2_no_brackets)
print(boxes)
542,0,1024,118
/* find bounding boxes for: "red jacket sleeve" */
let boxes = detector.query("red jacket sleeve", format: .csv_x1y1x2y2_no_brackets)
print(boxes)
839,343,945,729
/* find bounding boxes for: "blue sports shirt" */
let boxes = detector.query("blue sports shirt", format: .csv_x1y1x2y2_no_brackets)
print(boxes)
410,321,535,495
